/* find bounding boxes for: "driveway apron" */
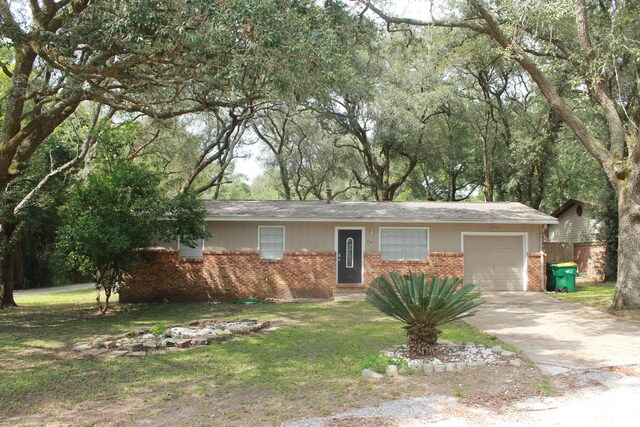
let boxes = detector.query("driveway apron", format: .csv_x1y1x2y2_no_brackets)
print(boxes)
465,292,640,375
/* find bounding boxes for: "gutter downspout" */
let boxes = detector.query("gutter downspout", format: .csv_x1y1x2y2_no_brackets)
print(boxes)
541,224,547,292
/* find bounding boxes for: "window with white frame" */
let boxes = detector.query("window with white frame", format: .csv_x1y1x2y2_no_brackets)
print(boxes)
179,238,204,259
380,228,429,260
259,226,285,260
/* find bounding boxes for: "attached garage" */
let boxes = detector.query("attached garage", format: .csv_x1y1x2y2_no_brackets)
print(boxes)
463,233,526,291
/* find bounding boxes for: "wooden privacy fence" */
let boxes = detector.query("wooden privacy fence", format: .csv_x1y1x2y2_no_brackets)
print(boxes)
543,242,574,263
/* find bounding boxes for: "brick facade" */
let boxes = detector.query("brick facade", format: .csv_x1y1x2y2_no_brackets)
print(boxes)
122,250,468,303
121,250,337,303
574,243,606,281
122,249,546,303
363,252,464,287
527,252,546,292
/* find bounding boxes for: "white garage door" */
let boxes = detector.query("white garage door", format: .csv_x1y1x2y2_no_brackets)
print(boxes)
464,235,524,291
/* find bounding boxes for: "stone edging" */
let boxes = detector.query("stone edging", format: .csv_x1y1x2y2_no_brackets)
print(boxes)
72,319,270,358
363,344,524,379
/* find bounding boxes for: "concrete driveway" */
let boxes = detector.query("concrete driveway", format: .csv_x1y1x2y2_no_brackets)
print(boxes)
14,282,94,296
465,291,640,375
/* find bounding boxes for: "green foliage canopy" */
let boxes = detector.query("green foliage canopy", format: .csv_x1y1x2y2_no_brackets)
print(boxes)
0,0,352,191
56,159,207,312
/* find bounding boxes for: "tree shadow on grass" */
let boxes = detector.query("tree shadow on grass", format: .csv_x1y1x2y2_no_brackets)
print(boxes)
0,300,406,421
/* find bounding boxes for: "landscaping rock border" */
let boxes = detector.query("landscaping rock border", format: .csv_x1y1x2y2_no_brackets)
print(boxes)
363,343,524,379
73,319,270,358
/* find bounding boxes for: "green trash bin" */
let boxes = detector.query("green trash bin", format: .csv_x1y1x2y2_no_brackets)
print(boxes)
551,262,578,293
546,262,559,291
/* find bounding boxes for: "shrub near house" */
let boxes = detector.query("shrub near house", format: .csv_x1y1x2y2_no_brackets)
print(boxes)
57,160,207,313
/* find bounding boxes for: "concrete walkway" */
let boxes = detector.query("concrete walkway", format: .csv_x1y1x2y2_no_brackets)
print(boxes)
465,291,640,374
14,282,94,296
333,290,367,302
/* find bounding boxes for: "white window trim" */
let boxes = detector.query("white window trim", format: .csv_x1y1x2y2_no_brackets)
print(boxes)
378,227,430,261
334,227,365,285
258,225,285,260
178,237,204,259
460,232,528,291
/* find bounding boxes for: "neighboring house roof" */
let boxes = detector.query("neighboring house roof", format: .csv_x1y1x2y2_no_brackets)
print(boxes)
551,199,595,218
203,200,558,224
547,198,602,243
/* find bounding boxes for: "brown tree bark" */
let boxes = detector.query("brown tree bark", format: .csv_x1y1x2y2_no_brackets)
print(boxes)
0,224,18,308
481,132,494,202
406,323,439,358
612,154,640,308
0,256,17,308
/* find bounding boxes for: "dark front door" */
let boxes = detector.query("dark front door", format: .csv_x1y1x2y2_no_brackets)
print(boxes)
337,229,363,284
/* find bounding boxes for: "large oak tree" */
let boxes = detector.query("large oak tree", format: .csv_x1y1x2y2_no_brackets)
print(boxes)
0,0,348,307
363,0,640,308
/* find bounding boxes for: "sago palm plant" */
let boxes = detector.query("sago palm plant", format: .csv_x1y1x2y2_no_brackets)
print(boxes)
366,272,484,358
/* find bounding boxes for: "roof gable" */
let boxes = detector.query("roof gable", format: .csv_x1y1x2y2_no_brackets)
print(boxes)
551,199,596,218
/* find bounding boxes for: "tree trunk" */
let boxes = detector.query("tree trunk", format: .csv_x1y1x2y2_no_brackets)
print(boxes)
482,136,494,201
450,172,457,201
406,323,439,358
0,224,18,308
613,169,640,309
101,288,112,315
364,0,640,308
0,252,18,308
276,157,292,200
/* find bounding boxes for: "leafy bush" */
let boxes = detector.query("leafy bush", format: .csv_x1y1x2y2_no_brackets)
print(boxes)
56,158,209,314
150,323,167,336
366,272,483,358
355,354,409,374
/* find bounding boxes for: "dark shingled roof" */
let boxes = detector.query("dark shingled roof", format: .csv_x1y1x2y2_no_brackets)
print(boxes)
203,200,557,224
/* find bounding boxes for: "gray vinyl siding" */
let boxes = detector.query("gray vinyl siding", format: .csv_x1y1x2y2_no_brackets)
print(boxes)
203,221,542,253
548,204,600,243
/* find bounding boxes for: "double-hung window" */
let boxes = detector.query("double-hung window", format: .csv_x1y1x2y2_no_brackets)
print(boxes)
380,228,429,261
179,238,204,259
259,226,285,260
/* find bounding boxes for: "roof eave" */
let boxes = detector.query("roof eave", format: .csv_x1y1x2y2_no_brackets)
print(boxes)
204,216,558,225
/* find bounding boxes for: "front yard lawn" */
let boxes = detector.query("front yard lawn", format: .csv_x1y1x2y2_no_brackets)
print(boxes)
552,283,640,322
1,289,544,426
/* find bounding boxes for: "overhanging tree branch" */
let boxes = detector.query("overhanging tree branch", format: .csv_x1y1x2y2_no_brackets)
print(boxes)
13,105,114,216
361,0,617,184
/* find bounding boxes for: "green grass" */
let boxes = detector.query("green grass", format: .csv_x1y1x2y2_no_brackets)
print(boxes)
354,354,409,374
552,283,615,309
1,288,516,425
452,386,465,398
551,283,640,321
536,377,557,396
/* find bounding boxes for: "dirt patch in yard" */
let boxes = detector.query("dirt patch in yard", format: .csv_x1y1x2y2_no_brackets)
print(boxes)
460,366,544,408
4,364,548,427
152,365,545,425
